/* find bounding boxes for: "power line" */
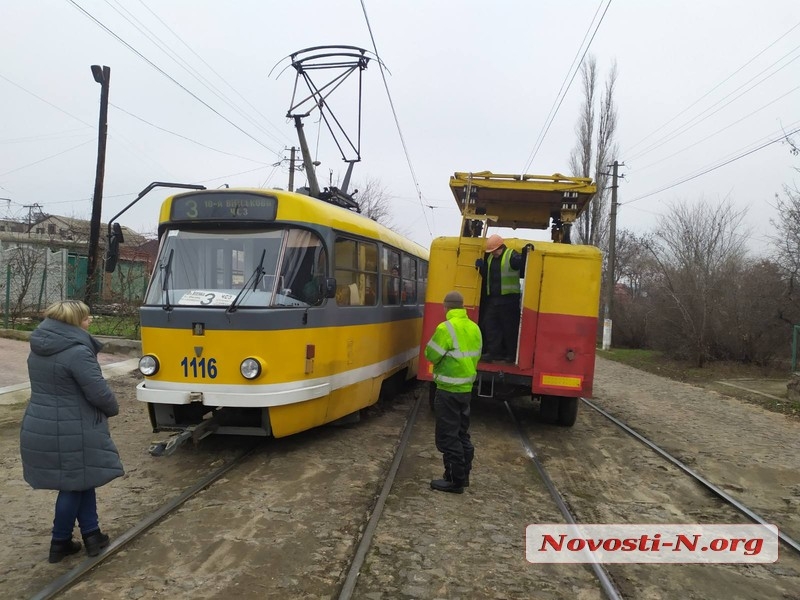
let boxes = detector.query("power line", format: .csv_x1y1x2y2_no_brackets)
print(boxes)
42,164,277,210
192,164,274,185
359,0,432,240
0,72,94,127
522,0,613,173
0,70,174,177
632,92,800,174
627,44,800,162
624,125,800,205
66,0,284,158
135,0,291,147
625,19,800,155
0,139,94,178
104,0,289,149
111,103,271,164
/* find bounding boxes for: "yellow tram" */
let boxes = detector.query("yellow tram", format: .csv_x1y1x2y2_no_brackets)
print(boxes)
108,184,427,451
418,172,601,425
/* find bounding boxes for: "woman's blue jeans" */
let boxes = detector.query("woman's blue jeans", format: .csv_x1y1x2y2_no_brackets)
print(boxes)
52,489,99,540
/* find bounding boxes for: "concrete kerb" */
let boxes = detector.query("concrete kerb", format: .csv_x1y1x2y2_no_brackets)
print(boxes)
0,329,141,406
0,329,142,356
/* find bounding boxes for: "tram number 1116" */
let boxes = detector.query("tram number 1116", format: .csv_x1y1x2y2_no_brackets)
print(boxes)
180,356,218,379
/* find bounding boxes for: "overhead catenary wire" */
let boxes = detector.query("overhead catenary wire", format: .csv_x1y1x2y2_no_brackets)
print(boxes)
103,0,290,149
66,0,285,159
359,0,433,240
135,0,291,148
521,0,613,174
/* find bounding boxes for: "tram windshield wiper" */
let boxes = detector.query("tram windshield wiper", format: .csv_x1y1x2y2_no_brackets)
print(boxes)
161,249,174,311
227,249,267,313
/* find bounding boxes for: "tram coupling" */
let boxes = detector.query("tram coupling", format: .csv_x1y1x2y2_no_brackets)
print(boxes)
149,414,219,457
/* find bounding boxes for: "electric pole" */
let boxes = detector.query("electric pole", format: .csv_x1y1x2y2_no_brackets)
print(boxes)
288,146,297,191
602,160,622,350
85,65,110,308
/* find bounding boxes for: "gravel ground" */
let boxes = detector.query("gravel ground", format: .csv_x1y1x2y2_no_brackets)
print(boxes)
1,357,799,599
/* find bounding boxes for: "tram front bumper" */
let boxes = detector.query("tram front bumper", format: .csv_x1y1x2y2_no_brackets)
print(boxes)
136,381,331,407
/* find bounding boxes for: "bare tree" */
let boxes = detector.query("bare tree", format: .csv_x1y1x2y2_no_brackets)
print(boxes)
610,229,660,347
570,56,619,248
770,182,800,284
715,258,793,365
614,229,657,296
646,199,749,366
2,246,47,325
350,176,410,236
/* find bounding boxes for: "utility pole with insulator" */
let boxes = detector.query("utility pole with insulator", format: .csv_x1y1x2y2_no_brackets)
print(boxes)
85,64,110,308
288,146,297,192
602,160,622,350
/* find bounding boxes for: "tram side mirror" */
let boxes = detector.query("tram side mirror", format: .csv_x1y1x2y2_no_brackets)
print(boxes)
104,222,124,273
324,277,337,299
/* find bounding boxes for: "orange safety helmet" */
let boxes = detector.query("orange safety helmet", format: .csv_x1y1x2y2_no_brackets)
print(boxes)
485,234,504,253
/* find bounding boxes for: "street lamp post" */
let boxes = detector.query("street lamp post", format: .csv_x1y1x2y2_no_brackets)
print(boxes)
85,65,111,306
85,65,110,308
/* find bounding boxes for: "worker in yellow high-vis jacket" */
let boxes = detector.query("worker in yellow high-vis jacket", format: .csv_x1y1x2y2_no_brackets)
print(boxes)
424,291,483,494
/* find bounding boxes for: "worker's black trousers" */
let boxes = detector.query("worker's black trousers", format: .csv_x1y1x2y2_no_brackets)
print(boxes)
482,293,521,360
433,389,474,481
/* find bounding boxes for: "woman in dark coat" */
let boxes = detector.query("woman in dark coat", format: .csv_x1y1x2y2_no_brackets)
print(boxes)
20,300,124,563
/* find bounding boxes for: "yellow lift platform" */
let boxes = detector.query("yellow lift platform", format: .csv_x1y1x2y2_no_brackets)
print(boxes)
449,171,596,243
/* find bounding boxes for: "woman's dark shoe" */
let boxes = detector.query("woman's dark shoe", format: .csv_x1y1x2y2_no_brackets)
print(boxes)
82,530,110,557
49,538,82,563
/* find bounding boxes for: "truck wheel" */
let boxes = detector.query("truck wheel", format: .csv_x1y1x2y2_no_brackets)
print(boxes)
539,395,558,423
557,397,579,427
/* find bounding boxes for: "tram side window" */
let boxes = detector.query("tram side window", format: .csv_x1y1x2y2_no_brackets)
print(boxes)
334,238,377,306
380,248,401,306
418,261,428,305
278,228,328,306
401,254,417,305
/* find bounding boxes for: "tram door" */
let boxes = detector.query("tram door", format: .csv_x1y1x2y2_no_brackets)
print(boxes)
516,245,543,370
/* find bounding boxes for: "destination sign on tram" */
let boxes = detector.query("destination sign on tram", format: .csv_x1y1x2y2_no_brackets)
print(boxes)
171,193,278,221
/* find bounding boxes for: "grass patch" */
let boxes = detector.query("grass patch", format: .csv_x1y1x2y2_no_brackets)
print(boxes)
1,315,140,339
597,348,800,418
89,315,139,339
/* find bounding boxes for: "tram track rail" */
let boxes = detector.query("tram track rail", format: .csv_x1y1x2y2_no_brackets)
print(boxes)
504,401,624,600
26,385,424,600
337,390,423,600
505,395,800,600
580,397,800,556
29,447,258,600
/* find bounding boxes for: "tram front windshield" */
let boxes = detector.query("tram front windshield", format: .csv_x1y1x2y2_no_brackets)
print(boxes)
144,228,327,308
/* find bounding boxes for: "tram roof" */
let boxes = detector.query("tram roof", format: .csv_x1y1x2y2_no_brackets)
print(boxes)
159,187,428,259
449,171,596,230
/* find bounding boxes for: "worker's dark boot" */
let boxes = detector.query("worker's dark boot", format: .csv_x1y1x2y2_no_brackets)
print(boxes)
430,477,465,493
82,529,110,557
443,467,469,488
48,538,82,563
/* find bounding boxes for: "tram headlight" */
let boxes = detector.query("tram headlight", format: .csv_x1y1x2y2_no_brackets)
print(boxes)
240,357,262,380
139,355,160,376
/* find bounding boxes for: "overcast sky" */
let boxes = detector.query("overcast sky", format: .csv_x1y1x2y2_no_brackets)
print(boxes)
2,1,798,254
